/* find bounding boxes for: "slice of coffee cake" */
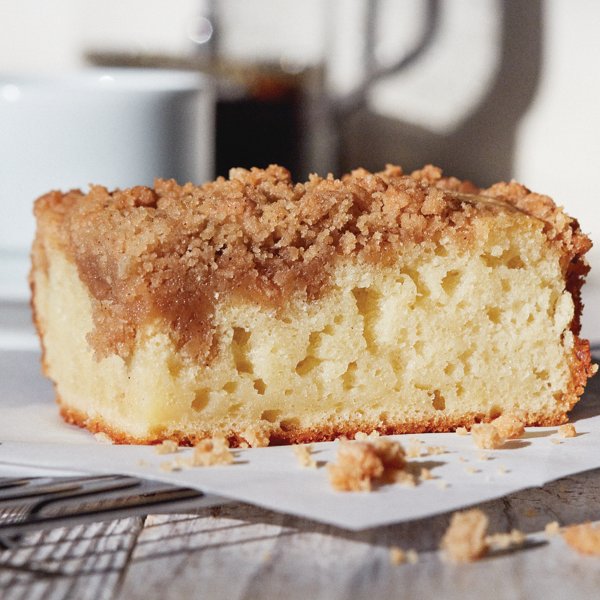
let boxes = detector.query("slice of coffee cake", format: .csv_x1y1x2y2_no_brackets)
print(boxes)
30,164,596,446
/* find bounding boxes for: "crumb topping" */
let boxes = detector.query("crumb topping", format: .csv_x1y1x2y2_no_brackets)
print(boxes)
33,163,591,362
562,522,600,555
440,509,489,563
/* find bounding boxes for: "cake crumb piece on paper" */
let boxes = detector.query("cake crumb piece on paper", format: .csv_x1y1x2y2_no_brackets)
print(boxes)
154,440,179,455
486,529,526,550
459,456,468,463
545,521,560,536
551,438,563,445
558,424,577,438
465,466,480,474
497,465,509,475
492,413,525,439
389,546,406,565
293,444,317,468
562,522,600,555
456,426,469,436
436,480,449,490
355,430,380,441
425,445,446,456
471,423,505,450
406,549,419,564
405,441,422,458
327,439,406,492
420,467,434,481
159,460,179,472
189,436,234,467
243,428,270,448
393,470,416,487
478,452,491,461
440,509,489,563
94,432,114,444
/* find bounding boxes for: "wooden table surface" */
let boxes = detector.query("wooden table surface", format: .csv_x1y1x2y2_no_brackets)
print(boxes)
2,372,599,600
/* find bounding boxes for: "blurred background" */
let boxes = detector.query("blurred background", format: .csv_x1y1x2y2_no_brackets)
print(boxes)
0,0,598,343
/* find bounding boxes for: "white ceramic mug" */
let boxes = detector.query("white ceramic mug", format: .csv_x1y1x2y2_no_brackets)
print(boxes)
0,68,213,299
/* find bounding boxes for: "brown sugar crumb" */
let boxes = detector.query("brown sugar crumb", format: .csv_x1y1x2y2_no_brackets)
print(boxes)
545,521,561,536
154,440,179,455
293,444,317,468
558,423,577,438
327,439,406,492
188,436,234,467
456,426,469,436
562,522,600,555
486,529,526,550
440,509,489,563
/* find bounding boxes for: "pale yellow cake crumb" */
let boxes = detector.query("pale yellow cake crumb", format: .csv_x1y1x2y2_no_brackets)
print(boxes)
405,441,422,458
154,440,179,455
545,521,560,536
465,466,480,474
354,431,380,441
478,452,491,461
456,426,469,436
562,522,600,555
459,456,468,463
558,424,577,438
486,529,526,550
393,471,416,487
189,436,235,467
243,428,270,448
406,549,419,564
436,480,449,490
94,432,114,444
497,465,509,474
420,467,434,480
471,423,505,449
293,444,317,468
159,460,179,472
551,438,563,445
440,509,489,563
492,413,525,439
389,546,406,565
425,445,446,456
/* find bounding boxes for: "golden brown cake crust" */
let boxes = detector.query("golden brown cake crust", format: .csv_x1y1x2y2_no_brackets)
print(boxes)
32,164,592,364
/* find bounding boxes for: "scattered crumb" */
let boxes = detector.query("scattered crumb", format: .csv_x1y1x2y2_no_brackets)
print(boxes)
405,441,422,458
293,444,317,468
562,522,600,555
545,521,560,536
159,460,179,472
94,432,114,444
389,546,406,565
436,480,449,490
393,470,416,487
497,465,509,475
478,452,491,461
492,413,525,440
189,436,235,466
355,430,380,441
440,509,489,563
486,529,526,550
420,467,434,481
406,549,419,564
425,445,446,456
551,438,563,445
558,424,577,438
465,466,480,474
459,456,468,463
136,459,149,467
471,423,505,450
327,439,406,492
456,426,469,436
243,428,270,448
154,440,179,455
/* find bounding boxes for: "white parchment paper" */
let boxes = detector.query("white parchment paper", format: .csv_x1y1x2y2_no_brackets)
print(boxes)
1,349,599,530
